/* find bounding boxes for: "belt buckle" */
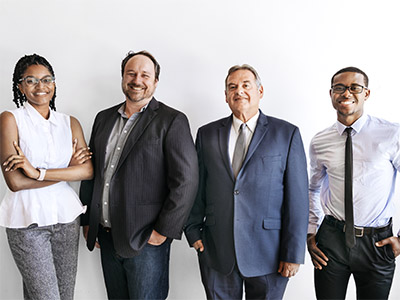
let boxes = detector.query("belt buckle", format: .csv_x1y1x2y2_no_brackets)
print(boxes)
355,226,364,237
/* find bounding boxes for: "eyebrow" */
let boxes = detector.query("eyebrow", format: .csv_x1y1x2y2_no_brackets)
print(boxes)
228,80,252,85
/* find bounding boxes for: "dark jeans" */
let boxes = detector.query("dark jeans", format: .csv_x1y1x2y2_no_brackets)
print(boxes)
199,260,289,300
98,227,171,300
314,216,395,300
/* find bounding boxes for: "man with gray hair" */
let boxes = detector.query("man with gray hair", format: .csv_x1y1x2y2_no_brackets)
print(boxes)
185,64,309,299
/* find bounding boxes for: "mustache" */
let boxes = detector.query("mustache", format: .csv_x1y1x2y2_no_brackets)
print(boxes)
128,83,145,88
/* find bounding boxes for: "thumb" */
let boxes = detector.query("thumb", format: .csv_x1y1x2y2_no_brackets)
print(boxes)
375,238,389,247
277,261,284,273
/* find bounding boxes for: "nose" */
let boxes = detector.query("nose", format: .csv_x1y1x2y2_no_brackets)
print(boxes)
35,80,45,88
133,76,143,85
342,88,352,97
236,88,245,96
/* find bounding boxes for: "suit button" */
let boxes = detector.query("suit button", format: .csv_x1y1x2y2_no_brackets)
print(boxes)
234,190,239,195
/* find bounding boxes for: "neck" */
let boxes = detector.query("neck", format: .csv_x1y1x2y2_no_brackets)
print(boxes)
337,113,363,127
30,103,50,120
125,98,151,118
234,111,257,123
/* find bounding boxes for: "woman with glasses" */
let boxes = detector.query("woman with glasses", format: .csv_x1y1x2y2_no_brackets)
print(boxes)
0,54,93,300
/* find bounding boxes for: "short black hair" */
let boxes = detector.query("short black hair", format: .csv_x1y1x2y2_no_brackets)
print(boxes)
12,54,57,110
121,50,160,81
331,66,369,87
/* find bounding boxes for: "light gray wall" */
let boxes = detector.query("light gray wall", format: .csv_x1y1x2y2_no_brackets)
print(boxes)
1,0,400,299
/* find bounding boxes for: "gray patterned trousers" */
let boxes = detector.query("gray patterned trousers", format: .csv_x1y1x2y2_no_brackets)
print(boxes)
6,218,80,300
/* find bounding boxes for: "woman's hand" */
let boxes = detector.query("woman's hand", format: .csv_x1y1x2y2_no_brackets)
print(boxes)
3,141,39,179
69,138,92,166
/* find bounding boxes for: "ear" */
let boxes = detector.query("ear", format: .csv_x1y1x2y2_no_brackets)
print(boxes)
225,90,228,103
154,79,159,88
258,85,264,98
18,83,24,95
329,88,333,98
364,88,370,101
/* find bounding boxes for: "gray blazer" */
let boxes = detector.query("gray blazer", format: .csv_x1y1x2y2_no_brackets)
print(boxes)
80,98,198,258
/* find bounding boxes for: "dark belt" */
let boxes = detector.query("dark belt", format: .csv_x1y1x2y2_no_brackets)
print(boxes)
99,224,111,233
325,215,391,238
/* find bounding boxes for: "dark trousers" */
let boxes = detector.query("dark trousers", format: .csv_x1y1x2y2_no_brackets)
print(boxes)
98,227,171,300
199,259,289,300
315,216,395,300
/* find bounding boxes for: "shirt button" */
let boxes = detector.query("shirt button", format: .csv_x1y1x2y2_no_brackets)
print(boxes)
124,130,128,133
234,190,239,195
104,202,107,205
105,220,108,223
105,183,109,187
111,165,114,168
117,147,121,151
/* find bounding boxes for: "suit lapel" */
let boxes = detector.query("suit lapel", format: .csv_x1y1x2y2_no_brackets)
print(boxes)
241,111,269,168
115,98,158,172
218,116,235,182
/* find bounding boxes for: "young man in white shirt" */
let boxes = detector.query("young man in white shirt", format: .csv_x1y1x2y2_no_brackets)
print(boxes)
307,66,400,299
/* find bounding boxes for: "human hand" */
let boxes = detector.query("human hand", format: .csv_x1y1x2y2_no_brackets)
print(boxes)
278,261,300,277
193,239,204,253
375,236,400,257
307,233,329,269
69,138,92,166
83,225,100,248
148,230,167,246
3,141,39,179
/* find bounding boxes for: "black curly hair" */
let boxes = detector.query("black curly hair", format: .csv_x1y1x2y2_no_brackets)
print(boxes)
12,54,57,110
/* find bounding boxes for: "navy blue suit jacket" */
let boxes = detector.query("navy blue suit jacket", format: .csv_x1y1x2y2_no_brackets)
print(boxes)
184,111,309,277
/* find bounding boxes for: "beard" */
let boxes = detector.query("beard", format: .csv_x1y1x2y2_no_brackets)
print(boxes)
122,82,155,103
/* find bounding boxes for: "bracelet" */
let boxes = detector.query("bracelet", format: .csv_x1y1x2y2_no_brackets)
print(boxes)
37,168,46,181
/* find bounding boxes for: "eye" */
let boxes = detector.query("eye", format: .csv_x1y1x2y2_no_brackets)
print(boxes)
243,83,251,89
42,77,54,84
332,85,346,92
25,77,37,85
350,85,363,93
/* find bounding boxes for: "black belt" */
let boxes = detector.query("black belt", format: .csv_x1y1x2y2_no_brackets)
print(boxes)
99,224,111,233
325,215,391,237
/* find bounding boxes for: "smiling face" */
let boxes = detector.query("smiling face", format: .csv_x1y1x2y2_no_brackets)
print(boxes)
330,72,370,126
225,69,263,122
122,54,158,105
18,64,55,110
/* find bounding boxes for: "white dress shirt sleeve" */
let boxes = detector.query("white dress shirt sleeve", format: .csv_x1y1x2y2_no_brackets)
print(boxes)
308,138,326,234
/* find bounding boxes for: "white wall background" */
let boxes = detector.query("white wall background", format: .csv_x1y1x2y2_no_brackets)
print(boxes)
1,0,400,299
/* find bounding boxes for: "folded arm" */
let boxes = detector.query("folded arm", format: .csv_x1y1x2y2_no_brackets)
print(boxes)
1,112,93,192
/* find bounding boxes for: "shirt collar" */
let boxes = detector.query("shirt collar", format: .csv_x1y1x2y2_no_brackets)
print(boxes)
118,102,148,119
336,114,368,135
25,101,58,126
232,110,260,134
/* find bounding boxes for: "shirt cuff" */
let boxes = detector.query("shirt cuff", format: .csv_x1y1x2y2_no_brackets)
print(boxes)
307,224,319,235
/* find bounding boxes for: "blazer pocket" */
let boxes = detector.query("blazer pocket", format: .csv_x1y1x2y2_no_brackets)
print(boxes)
263,219,281,230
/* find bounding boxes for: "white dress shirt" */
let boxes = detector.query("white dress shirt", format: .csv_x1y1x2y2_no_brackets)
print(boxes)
0,102,86,228
308,114,400,235
229,111,259,164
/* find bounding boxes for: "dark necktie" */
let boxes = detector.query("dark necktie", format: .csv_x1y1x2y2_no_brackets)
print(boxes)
232,123,248,178
345,127,356,248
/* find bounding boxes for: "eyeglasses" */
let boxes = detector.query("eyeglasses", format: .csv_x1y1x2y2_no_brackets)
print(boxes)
19,76,55,87
331,84,368,94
